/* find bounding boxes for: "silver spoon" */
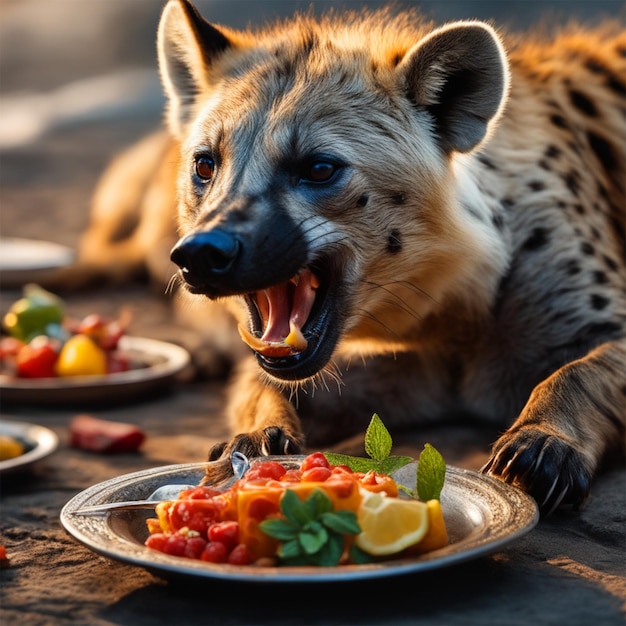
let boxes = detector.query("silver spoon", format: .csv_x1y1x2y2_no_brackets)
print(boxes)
71,452,250,516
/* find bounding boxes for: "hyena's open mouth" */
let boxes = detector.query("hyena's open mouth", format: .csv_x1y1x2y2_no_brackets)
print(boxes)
239,261,343,381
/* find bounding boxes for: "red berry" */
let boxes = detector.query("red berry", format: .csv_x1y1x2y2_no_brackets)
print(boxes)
301,467,332,482
183,536,207,559
161,534,187,556
207,521,239,550
244,461,287,482
200,541,229,563
145,534,168,552
227,544,253,565
300,452,330,472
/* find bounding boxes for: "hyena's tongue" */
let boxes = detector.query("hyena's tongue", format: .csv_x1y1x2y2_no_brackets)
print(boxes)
238,269,319,357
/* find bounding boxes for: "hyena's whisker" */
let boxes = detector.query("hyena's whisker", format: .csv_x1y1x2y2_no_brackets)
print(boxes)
164,272,182,296
363,278,437,306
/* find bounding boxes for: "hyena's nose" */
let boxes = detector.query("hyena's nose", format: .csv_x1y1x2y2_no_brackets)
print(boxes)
170,230,240,289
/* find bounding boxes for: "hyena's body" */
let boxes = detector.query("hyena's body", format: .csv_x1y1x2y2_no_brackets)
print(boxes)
80,0,625,513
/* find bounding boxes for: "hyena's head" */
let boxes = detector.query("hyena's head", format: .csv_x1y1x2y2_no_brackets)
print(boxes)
161,0,509,382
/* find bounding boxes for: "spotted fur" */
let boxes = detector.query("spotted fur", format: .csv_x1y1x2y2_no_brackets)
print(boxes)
78,0,625,514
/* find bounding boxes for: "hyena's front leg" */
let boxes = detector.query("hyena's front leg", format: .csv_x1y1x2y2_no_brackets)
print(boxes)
483,339,626,514
203,356,304,483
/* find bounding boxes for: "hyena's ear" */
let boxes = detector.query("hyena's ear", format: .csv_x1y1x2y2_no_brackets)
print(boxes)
157,0,233,137
399,21,509,154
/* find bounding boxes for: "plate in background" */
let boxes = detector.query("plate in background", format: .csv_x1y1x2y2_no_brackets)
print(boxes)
0,336,191,406
0,237,75,288
0,419,59,474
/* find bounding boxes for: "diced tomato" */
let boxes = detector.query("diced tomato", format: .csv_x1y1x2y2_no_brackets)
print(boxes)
358,471,399,497
78,314,126,351
168,500,223,533
16,336,59,378
280,469,302,482
300,452,330,472
145,533,169,552
227,544,253,565
301,466,332,482
324,475,358,500
244,461,287,482
183,536,208,559
161,534,187,556
179,486,223,500
200,541,229,563
207,521,239,550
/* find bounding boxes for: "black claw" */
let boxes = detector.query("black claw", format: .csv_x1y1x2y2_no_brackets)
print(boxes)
483,428,592,516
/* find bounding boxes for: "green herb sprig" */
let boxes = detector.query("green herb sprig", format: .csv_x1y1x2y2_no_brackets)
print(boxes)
259,413,447,566
324,413,446,501
324,413,413,475
259,488,365,566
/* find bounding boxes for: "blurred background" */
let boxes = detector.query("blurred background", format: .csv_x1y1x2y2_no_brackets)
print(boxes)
0,0,623,255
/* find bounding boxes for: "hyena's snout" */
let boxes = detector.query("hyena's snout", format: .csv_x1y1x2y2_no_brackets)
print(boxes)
170,229,240,296
170,219,345,382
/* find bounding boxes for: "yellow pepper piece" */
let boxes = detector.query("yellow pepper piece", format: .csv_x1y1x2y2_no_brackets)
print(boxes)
55,335,107,377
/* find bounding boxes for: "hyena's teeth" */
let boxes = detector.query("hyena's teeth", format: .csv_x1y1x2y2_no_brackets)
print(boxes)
237,323,307,357
284,320,308,351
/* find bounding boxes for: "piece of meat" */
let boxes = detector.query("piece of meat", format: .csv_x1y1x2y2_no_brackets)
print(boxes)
70,414,145,453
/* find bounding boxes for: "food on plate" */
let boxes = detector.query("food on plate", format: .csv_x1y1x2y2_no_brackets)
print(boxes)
70,414,146,454
2,283,64,342
144,450,448,567
0,284,134,379
55,335,107,377
0,434,25,460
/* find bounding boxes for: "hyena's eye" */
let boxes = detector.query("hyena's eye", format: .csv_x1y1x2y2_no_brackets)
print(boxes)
301,160,340,184
194,155,215,183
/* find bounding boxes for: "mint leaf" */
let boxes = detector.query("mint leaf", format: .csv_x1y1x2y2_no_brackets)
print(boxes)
314,532,344,567
300,523,328,555
348,544,372,564
320,510,361,535
364,413,393,462
278,538,302,560
260,487,360,566
322,453,377,473
258,518,299,541
304,488,333,519
324,414,412,475
380,455,414,475
417,443,446,501
280,489,311,526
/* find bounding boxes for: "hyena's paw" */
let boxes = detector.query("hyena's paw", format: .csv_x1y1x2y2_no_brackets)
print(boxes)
202,427,303,484
481,427,592,515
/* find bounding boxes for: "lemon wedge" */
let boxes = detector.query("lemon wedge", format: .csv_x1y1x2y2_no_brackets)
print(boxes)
355,488,429,556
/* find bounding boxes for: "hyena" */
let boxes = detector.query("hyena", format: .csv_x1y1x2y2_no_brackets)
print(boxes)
80,0,625,514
